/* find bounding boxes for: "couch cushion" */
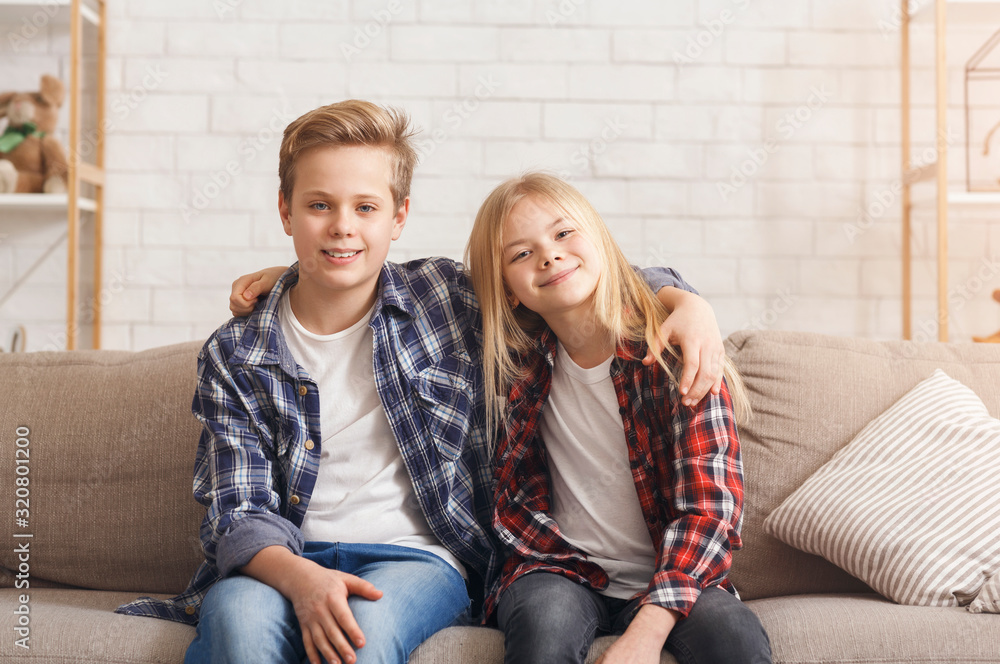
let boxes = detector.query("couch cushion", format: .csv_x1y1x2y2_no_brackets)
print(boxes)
411,627,678,664
0,589,193,663
724,330,1000,600
764,369,1000,610
0,590,678,664
749,593,1000,664
6,589,995,664
0,342,206,594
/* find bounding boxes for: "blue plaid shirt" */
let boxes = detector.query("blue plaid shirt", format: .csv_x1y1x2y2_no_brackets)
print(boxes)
115,258,687,625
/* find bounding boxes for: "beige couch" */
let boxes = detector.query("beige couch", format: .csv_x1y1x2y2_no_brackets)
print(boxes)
2,329,999,664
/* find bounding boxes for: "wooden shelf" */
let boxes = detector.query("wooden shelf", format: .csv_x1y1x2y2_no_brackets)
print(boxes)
914,0,1000,21
902,0,1000,342
947,190,1000,204
0,0,106,350
0,193,97,213
0,0,100,26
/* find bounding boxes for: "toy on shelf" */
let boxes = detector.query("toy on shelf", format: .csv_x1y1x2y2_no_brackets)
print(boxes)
972,289,1000,343
0,74,69,194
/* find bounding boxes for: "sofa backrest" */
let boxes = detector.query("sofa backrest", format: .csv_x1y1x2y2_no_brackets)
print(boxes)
4,330,999,599
726,329,1000,600
0,341,206,594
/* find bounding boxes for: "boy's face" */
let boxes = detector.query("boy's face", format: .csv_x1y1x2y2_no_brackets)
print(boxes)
279,144,407,309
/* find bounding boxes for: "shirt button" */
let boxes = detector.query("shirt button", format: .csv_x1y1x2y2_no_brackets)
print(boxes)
304,440,315,451
298,385,307,396
619,406,627,415
289,495,301,505
185,606,197,615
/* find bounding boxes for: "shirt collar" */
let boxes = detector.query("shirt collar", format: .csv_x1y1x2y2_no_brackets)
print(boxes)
530,326,648,368
228,264,301,374
376,260,418,319
229,261,417,372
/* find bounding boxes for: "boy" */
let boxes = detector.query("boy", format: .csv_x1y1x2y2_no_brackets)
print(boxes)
117,100,724,664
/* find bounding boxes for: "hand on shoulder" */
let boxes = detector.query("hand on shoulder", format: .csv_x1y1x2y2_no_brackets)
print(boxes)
229,266,288,316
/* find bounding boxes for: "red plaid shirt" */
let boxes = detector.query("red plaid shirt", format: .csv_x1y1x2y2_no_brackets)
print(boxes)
487,328,743,621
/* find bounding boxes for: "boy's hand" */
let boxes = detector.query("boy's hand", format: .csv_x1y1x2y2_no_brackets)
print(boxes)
594,605,678,664
240,546,383,664
229,266,287,316
645,289,725,407
289,564,383,664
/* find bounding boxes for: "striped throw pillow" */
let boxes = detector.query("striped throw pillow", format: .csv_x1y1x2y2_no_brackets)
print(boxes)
970,573,1000,613
763,369,1000,611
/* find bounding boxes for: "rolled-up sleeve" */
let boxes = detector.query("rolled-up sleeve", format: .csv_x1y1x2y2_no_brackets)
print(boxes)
192,341,304,577
636,266,699,296
642,378,743,616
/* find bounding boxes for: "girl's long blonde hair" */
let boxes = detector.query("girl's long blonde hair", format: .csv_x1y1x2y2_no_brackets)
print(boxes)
464,172,750,441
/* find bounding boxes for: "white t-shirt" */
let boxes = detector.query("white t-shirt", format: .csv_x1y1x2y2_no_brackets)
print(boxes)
540,342,656,599
278,292,465,577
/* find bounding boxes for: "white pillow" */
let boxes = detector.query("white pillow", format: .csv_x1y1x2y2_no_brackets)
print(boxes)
763,369,1000,611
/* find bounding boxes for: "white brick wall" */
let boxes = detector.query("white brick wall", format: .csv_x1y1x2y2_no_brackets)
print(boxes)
1,0,998,352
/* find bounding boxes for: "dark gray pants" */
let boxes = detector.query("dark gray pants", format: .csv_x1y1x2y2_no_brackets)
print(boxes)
497,572,772,664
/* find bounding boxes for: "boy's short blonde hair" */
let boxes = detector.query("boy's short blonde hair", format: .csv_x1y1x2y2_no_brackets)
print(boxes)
278,99,418,209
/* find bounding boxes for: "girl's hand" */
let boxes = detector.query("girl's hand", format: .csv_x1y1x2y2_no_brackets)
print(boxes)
595,605,679,664
229,266,287,316
594,635,663,664
645,289,725,407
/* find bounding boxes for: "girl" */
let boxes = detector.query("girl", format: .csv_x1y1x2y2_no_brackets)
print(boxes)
465,173,771,664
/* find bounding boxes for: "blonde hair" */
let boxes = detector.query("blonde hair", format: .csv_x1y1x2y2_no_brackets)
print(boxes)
278,99,417,209
465,172,750,440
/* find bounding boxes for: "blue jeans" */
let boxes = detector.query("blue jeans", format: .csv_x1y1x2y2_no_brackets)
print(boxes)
497,572,772,664
185,542,471,664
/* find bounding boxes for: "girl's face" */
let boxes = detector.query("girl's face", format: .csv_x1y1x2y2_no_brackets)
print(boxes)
500,194,603,322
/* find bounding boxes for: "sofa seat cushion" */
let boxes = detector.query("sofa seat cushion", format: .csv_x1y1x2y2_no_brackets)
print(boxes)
411,627,678,663
5,591,999,663
750,593,1000,664
0,589,193,663
1,589,678,664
